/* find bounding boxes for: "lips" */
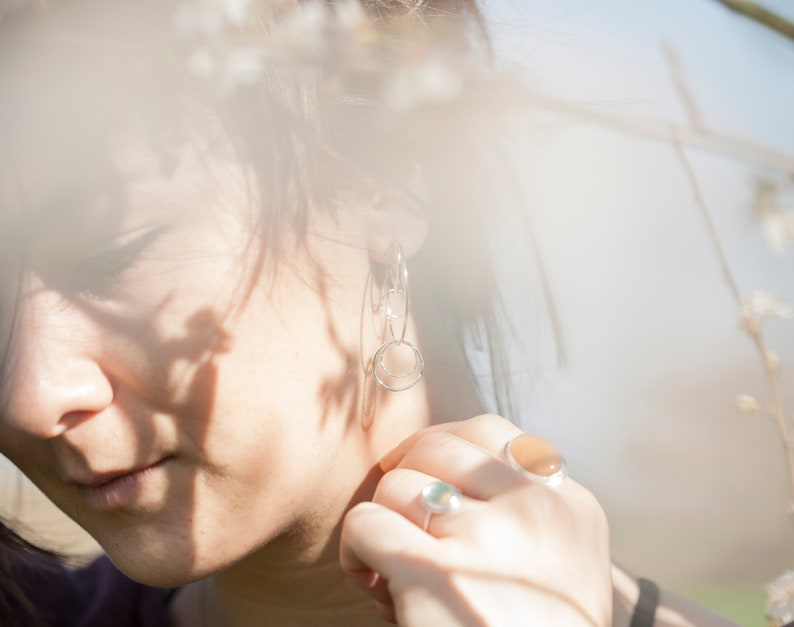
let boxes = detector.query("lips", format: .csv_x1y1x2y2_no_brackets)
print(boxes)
72,458,169,511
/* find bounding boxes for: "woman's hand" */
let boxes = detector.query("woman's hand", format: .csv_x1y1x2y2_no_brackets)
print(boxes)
339,414,613,626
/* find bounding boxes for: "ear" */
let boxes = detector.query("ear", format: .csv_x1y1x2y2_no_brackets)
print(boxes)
367,188,428,264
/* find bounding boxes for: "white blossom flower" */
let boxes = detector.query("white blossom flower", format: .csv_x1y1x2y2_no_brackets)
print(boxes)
755,178,794,255
762,210,794,255
736,394,760,415
383,54,464,111
223,45,267,88
739,306,760,337
176,0,269,94
738,291,792,338
268,0,329,55
222,0,255,27
335,0,367,31
749,291,793,320
766,570,794,626
173,0,470,103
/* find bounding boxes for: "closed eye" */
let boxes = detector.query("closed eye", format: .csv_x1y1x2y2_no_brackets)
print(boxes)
70,225,163,296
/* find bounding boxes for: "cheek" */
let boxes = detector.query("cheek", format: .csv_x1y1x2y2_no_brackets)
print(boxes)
157,313,230,415
112,266,238,414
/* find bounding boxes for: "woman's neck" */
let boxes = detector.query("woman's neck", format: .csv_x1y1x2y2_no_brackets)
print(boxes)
201,555,383,627
170,463,387,627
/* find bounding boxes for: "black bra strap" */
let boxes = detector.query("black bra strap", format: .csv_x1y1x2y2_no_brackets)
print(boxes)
629,578,659,627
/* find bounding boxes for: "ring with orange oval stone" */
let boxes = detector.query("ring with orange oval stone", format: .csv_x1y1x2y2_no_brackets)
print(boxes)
504,434,568,487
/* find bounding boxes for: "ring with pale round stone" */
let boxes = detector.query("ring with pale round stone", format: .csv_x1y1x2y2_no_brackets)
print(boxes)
419,481,462,531
504,434,568,487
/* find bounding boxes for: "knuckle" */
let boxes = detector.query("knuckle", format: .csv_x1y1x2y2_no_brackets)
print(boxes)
372,468,413,502
469,413,514,432
401,431,459,461
342,501,377,534
568,483,608,529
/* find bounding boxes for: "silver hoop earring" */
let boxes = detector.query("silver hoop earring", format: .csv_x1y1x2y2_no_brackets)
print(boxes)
372,243,424,392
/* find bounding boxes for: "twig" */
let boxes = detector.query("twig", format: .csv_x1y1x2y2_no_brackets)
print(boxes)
672,137,741,303
713,0,794,42
665,39,794,517
663,43,706,134
522,91,794,176
673,136,794,514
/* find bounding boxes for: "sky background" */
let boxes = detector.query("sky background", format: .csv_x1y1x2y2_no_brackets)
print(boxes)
479,0,794,622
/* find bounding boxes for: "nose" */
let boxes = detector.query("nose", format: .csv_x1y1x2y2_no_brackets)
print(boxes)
3,281,114,439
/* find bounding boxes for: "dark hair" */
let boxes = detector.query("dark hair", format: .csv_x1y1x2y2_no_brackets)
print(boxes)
0,520,62,627
0,0,525,417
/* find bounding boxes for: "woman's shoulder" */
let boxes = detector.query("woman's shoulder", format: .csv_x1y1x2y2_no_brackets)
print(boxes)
18,553,175,627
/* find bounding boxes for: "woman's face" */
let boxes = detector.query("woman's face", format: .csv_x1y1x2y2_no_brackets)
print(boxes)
0,138,389,586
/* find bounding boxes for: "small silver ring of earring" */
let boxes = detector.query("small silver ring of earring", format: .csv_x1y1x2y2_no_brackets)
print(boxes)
380,288,405,320
372,339,424,392
371,242,423,392
379,341,420,379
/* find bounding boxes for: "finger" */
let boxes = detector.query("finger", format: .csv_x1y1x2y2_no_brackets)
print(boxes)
380,414,522,471
382,416,569,488
373,467,478,536
343,568,397,624
340,500,437,583
375,601,397,624
391,431,526,500
344,568,393,606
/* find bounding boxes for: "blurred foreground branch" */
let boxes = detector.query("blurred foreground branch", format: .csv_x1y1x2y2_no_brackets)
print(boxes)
713,0,794,42
522,91,794,175
519,36,794,175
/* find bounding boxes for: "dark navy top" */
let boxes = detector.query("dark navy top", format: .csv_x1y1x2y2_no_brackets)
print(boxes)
16,554,173,626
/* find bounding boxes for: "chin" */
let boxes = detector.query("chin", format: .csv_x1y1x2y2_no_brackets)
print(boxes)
89,507,274,587
97,538,212,588
104,553,191,587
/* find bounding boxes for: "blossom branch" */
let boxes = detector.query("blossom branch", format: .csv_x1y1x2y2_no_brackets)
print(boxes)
662,35,794,625
713,0,794,42
664,40,794,513
521,90,794,176
673,136,794,511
